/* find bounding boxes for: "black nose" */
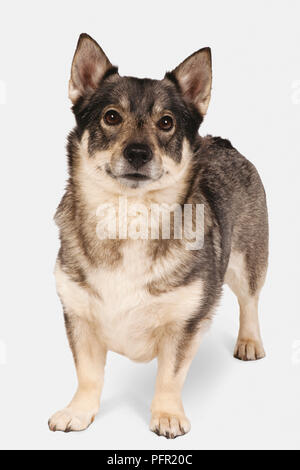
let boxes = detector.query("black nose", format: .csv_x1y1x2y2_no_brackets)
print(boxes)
123,143,152,170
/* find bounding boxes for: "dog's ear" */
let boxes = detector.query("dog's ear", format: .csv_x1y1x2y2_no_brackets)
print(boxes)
168,48,212,116
69,33,116,104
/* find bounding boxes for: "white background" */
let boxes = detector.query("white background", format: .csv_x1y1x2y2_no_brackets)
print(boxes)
0,0,299,451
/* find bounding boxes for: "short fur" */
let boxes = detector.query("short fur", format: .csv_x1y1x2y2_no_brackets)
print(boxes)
49,34,268,438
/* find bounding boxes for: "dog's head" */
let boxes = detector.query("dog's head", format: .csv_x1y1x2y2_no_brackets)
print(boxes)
69,34,212,192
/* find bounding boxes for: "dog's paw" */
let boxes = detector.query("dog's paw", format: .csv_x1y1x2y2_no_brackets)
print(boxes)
234,338,266,361
150,413,191,439
48,408,95,433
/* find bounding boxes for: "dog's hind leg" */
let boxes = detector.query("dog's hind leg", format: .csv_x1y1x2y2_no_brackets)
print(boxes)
225,251,266,361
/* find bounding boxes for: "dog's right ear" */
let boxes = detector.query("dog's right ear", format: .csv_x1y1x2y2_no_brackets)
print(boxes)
69,33,117,104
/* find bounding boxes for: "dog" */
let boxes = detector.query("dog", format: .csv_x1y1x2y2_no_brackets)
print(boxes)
48,33,268,438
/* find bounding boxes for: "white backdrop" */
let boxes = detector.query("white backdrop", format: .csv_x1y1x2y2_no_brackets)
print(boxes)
0,0,299,450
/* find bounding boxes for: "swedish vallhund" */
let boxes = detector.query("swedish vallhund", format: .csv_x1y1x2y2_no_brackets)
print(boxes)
49,33,268,438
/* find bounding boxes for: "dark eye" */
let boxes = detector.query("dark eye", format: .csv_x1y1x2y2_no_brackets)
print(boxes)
157,115,174,131
104,110,122,126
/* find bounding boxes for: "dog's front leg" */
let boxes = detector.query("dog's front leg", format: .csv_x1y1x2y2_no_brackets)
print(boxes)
48,313,106,433
49,263,106,432
150,325,207,439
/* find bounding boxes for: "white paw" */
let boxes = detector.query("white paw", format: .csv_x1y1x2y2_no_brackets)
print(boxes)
48,408,95,433
234,338,266,361
150,412,191,439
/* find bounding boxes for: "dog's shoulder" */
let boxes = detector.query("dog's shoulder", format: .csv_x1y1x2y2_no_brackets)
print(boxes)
197,134,244,166
193,135,263,192
204,135,235,151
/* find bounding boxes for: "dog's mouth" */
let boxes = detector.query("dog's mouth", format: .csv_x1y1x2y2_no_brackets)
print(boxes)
105,166,152,183
121,173,150,181
105,165,164,187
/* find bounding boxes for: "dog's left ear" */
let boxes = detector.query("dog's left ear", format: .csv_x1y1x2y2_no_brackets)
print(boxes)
69,33,117,104
167,48,212,116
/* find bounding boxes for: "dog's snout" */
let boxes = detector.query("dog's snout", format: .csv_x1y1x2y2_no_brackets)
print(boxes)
123,143,152,170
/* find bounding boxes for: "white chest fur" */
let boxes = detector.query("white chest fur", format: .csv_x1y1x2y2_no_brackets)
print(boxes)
87,242,158,361
55,242,203,362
